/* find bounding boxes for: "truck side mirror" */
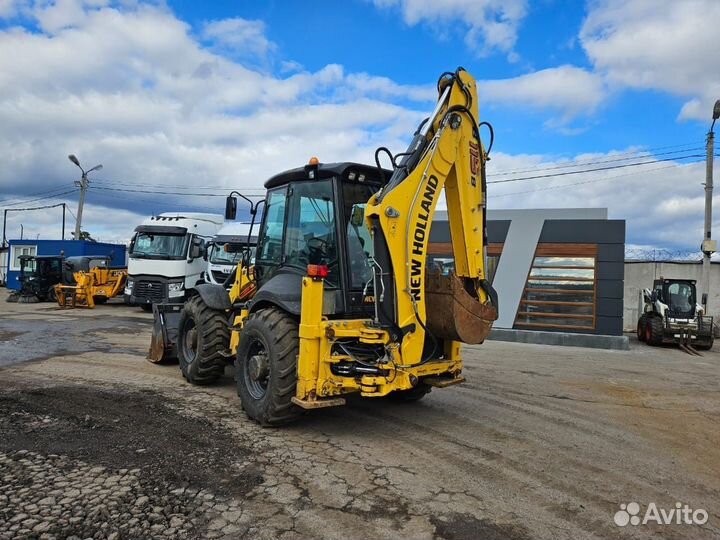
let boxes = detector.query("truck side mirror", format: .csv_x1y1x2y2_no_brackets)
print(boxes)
204,241,214,261
702,293,708,306
189,237,204,260
225,196,237,220
650,290,658,303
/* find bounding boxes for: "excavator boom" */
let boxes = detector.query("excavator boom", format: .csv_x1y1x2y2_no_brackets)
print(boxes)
365,68,498,363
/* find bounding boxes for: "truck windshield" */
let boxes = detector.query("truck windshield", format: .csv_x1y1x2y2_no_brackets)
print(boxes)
209,244,255,265
131,233,189,259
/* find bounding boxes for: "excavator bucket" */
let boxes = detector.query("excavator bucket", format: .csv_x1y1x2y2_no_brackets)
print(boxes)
425,272,498,344
148,303,183,363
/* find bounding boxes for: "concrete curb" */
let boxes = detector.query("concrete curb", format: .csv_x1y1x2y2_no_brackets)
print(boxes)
488,328,630,351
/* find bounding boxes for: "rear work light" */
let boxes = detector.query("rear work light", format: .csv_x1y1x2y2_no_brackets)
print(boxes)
307,264,329,278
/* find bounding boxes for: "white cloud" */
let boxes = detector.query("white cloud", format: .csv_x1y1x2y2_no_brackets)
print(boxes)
372,0,527,58
580,0,720,122
479,66,606,123
0,2,429,242
201,17,276,60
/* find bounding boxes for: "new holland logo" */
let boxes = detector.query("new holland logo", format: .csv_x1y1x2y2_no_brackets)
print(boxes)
409,174,439,301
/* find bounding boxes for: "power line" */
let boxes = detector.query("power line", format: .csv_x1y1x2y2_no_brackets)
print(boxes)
91,178,266,192
489,146,704,177
0,186,76,208
487,153,705,185
490,162,699,198
89,186,264,197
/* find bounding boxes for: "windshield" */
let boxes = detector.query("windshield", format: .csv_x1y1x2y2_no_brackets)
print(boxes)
667,282,694,314
131,232,189,259
343,183,378,289
209,243,256,265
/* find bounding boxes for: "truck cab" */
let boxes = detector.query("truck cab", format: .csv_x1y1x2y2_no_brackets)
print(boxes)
124,213,224,309
205,222,257,287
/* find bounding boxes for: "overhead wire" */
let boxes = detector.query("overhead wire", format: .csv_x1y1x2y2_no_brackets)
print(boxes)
489,146,705,177
489,162,703,198
1,186,77,208
487,153,706,185
488,140,704,176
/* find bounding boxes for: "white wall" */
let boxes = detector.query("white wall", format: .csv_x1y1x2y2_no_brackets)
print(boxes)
623,261,720,331
0,251,7,285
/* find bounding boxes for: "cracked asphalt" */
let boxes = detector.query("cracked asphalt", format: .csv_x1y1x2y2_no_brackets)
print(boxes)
1,288,719,539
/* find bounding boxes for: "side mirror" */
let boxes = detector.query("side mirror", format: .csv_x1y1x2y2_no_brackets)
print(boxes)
189,237,204,260
702,293,708,305
225,196,237,220
204,241,214,261
650,290,658,303
350,205,364,227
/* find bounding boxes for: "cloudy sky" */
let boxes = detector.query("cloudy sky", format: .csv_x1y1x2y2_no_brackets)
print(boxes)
0,0,718,254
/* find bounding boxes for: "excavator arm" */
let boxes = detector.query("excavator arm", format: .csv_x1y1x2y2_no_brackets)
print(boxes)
365,68,498,365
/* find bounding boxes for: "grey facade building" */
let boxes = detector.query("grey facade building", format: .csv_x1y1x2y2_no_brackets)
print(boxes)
430,208,626,337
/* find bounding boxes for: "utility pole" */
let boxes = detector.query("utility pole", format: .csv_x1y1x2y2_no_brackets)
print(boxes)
701,100,720,310
68,155,102,241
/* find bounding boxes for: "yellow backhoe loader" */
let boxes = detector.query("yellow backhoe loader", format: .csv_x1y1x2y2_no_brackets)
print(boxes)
150,67,499,425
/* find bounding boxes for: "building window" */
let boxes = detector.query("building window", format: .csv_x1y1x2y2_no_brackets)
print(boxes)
10,245,37,271
515,247,596,331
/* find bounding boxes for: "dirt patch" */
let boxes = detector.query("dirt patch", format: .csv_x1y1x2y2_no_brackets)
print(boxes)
0,384,262,497
431,513,531,540
0,330,23,341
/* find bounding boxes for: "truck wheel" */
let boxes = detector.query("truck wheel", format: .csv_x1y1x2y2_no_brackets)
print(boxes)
235,308,302,427
94,296,108,305
695,338,714,350
637,315,647,342
645,316,664,346
177,296,230,385
388,383,432,402
140,304,153,312
6,292,19,303
47,287,57,303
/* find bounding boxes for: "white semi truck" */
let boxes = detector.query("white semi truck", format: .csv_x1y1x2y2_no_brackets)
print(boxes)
204,222,257,286
124,213,224,310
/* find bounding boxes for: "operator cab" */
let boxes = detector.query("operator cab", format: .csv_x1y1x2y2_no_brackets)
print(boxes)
653,278,697,319
235,161,388,317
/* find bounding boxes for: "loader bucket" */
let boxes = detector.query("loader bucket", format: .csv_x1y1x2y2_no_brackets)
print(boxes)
148,303,183,363
425,272,498,344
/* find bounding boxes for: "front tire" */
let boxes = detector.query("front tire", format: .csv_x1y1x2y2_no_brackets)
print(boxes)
177,296,230,385
637,315,647,342
235,308,302,427
645,316,664,346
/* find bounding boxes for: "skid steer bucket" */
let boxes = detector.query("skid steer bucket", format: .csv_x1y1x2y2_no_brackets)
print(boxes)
148,303,183,363
425,272,498,344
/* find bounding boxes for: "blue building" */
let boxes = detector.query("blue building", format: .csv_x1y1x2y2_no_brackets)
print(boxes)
4,239,127,290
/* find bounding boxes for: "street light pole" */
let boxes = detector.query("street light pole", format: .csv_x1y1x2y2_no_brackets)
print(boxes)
701,100,720,310
68,155,102,241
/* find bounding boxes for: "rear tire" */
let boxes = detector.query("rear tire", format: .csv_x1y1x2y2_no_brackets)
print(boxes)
235,308,302,427
645,316,664,346
6,292,19,303
637,315,647,342
388,383,432,402
177,296,230,385
46,287,57,303
695,337,714,350
94,296,108,305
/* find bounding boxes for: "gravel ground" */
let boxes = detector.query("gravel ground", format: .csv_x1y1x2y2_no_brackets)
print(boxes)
0,290,719,539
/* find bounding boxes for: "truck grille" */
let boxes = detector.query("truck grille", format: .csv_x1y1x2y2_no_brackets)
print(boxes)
211,270,229,284
134,279,166,301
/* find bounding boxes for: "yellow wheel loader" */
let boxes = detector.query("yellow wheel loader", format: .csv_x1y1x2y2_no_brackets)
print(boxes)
150,67,499,425
55,263,127,309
